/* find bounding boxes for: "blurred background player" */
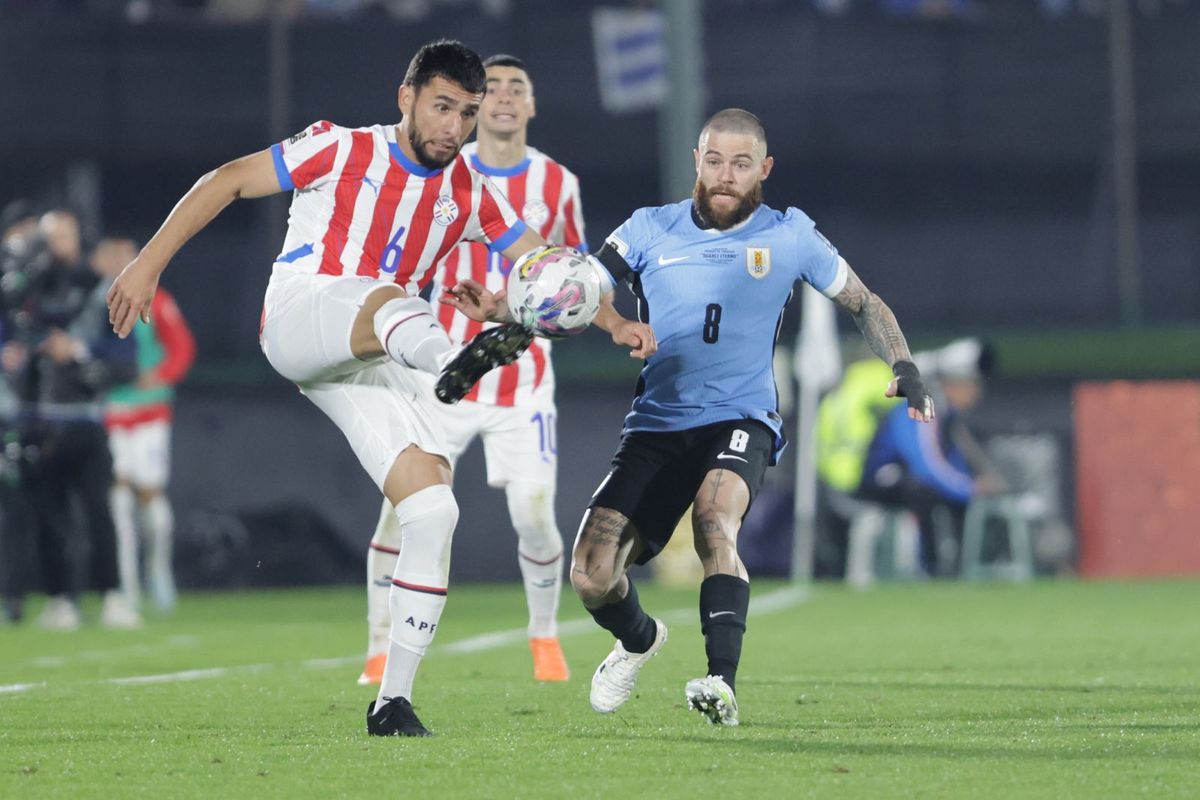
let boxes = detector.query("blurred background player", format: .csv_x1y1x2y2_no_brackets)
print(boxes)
92,237,195,613
856,337,1005,576
360,53,583,686
573,109,934,726
105,39,651,737
1,209,141,630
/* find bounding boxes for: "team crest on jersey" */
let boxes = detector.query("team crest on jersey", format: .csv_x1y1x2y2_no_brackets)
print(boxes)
432,195,459,226
746,246,771,279
522,199,551,228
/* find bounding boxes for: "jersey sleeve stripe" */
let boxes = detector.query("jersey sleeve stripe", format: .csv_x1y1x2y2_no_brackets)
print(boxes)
270,143,294,192
507,171,528,237
819,255,850,299
290,142,339,190
317,131,374,275
487,219,527,254
479,183,525,252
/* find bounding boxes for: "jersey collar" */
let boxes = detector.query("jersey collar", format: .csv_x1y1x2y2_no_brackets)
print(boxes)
690,202,761,234
388,140,444,178
469,153,530,177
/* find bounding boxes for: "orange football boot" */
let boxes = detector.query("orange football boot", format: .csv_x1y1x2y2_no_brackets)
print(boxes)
357,653,386,686
530,636,570,682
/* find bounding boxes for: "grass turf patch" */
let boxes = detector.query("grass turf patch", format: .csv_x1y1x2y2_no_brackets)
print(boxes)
1,580,1198,799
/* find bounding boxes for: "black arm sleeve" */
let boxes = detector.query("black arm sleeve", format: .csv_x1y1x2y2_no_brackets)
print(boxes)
593,242,633,285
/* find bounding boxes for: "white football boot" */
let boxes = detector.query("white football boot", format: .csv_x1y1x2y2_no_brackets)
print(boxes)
685,675,740,726
37,595,81,631
589,619,668,713
100,590,143,630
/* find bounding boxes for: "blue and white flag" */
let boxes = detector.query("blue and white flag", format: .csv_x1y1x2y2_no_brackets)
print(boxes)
591,7,667,115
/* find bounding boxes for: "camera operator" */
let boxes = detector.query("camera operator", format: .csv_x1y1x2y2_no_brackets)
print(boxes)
0,208,142,629
0,203,38,623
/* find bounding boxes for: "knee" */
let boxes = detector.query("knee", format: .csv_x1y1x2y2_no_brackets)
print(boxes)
569,548,617,605
393,485,459,581
692,508,739,562
506,482,561,559
371,498,403,548
570,567,614,606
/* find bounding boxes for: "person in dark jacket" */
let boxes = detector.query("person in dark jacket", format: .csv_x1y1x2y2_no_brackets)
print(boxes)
856,338,1004,576
1,210,141,629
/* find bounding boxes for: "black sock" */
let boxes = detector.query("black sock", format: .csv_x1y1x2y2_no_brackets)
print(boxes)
586,578,657,654
699,574,750,693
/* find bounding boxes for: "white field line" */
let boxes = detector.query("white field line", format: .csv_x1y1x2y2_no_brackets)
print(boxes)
441,584,809,654
0,682,47,694
0,585,809,695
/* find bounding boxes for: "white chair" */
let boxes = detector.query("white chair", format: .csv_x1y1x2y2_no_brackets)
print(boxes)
960,494,1036,582
845,504,921,589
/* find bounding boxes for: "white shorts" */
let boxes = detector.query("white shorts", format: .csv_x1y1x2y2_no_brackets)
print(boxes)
260,272,450,490
108,419,172,489
432,379,558,488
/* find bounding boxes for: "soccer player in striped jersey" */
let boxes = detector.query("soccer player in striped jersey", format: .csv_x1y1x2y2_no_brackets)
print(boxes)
359,54,581,687
569,109,935,727
93,237,196,615
105,40,654,738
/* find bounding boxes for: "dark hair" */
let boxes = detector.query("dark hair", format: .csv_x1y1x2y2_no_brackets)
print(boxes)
403,39,486,94
482,53,526,71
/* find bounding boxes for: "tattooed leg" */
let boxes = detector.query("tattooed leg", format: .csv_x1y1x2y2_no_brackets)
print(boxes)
691,469,751,580
570,506,642,608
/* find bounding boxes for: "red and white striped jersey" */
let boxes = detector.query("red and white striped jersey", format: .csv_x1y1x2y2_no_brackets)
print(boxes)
269,121,526,297
430,143,587,407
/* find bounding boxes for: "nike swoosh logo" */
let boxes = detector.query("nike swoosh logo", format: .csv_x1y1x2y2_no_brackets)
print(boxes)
716,453,748,463
657,254,688,266
708,610,736,618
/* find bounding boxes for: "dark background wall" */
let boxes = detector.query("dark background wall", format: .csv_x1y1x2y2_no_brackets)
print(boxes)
0,3,1194,582
3,2,1200,358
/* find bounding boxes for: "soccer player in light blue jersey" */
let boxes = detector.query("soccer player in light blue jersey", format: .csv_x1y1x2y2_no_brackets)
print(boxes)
570,109,936,726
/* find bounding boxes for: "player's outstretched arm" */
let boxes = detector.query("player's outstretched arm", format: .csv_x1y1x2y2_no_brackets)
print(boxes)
831,260,934,422
107,149,283,338
592,295,656,359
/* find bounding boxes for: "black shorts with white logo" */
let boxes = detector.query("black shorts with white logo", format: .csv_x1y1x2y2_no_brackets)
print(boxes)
588,419,775,565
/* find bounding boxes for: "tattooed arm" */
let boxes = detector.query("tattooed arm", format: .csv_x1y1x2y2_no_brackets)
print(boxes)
831,259,935,422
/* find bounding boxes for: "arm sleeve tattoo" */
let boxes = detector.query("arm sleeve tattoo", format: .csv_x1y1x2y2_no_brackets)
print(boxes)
831,264,913,367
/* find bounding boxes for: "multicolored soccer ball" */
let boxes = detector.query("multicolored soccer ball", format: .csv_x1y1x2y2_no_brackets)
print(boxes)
505,246,605,339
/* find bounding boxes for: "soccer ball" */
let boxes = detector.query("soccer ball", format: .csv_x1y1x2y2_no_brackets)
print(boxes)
505,246,604,339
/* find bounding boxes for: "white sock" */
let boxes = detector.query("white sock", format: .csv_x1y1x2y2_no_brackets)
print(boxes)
374,296,454,376
376,484,458,706
506,482,563,639
366,498,401,658
110,484,141,607
140,494,176,611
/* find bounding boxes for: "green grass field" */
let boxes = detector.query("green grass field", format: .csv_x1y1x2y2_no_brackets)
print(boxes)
2,579,1198,799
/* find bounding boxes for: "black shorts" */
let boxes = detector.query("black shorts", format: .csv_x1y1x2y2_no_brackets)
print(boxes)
589,419,775,565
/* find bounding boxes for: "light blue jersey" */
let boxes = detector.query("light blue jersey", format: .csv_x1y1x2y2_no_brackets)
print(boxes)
599,199,847,451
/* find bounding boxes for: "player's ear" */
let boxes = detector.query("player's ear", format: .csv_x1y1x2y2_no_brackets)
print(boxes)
528,95,537,120
760,155,774,181
693,148,701,174
398,84,414,116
